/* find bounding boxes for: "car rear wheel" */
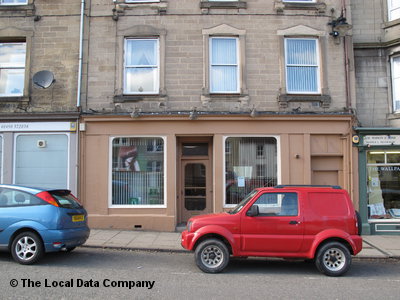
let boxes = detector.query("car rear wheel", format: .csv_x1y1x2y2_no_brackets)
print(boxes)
11,232,44,265
195,239,229,273
315,241,351,276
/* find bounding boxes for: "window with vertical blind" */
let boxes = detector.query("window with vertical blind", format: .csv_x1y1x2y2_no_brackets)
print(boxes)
225,137,278,205
392,56,400,112
388,0,400,21
111,137,165,206
210,37,239,93
284,38,319,94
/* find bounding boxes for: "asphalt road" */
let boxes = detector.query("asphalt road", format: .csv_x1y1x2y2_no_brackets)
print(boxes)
1,247,400,299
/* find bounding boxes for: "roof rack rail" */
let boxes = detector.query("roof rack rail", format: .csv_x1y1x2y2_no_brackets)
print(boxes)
274,185,342,189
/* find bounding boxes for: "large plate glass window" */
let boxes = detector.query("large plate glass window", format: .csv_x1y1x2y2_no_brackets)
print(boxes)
0,0,27,5
124,38,159,94
210,37,239,93
285,38,319,94
225,137,277,205
388,0,400,21
111,137,164,206
0,42,26,97
392,56,400,112
367,150,400,219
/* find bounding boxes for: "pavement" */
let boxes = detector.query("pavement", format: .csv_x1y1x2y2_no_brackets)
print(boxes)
84,229,400,259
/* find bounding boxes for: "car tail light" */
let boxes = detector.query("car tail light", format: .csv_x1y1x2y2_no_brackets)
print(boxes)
36,191,59,207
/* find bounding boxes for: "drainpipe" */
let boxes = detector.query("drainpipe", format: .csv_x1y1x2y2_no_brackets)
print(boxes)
76,0,85,109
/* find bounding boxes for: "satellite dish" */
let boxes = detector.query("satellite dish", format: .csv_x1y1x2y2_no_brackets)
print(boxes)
33,70,55,89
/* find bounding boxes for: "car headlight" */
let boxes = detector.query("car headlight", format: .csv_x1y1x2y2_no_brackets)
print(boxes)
187,221,192,233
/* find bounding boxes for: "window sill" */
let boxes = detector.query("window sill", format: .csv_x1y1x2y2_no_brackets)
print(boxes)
200,1,247,9
0,96,29,103
114,94,168,103
201,93,249,106
113,1,167,15
278,94,331,108
0,4,35,15
274,1,326,14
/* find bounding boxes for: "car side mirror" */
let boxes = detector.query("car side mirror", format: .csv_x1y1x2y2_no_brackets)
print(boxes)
246,205,259,217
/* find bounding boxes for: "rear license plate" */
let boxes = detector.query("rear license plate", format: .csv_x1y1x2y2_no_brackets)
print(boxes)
72,215,85,222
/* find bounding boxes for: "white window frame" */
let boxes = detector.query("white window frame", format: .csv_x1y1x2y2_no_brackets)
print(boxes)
0,42,26,97
108,135,167,208
209,37,240,94
284,37,320,94
388,0,400,21
123,38,160,95
0,0,27,5
392,55,400,112
223,135,281,208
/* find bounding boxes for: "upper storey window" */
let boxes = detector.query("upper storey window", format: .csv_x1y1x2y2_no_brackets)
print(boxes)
125,0,160,3
392,56,400,112
388,0,400,21
0,42,26,97
0,0,27,5
210,37,239,94
283,0,315,2
124,38,160,95
284,38,320,94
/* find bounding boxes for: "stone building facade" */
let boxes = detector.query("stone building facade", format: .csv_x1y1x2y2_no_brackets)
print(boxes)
352,0,400,234
0,1,82,193
80,0,360,231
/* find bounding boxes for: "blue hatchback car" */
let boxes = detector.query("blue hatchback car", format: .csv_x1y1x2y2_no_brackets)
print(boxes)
0,184,90,264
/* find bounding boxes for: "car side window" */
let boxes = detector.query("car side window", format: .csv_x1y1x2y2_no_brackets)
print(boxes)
252,192,298,216
0,188,43,207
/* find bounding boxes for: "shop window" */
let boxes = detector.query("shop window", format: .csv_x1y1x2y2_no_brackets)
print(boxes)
0,0,27,5
124,38,159,95
388,0,400,21
367,151,400,219
284,38,320,94
392,56,400,112
111,137,165,206
0,42,26,97
0,135,2,183
225,137,277,205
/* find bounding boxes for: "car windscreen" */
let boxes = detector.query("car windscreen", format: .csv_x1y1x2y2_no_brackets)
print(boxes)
229,189,258,214
50,191,82,209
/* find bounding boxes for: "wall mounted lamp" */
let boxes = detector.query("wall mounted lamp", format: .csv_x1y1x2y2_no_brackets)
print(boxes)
189,107,198,120
130,106,141,118
328,13,352,40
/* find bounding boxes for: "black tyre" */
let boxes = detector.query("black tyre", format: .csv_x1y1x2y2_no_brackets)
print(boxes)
315,242,351,276
11,232,44,265
65,247,76,253
194,239,230,273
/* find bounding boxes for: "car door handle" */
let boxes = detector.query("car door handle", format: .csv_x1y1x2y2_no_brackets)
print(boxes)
289,221,299,225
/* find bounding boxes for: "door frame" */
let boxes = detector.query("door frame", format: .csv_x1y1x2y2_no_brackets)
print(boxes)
177,136,213,224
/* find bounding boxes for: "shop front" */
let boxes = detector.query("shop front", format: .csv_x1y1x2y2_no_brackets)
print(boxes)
80,114,357,232
355,128,400,235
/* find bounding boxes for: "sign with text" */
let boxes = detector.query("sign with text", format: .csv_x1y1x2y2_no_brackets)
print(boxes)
363,135,400,146
0,122,76,132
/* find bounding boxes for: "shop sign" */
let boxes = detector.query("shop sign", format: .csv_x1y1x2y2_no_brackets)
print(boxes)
363,135,400,146
0,122,76,132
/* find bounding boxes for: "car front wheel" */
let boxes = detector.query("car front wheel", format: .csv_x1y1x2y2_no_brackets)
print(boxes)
315,241,351,276
11,232,44,265
195,239,230,273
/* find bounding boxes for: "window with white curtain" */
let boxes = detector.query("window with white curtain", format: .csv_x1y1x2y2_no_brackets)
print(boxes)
285,38,319,94
392,56,400,112
388,0,400,21
0,42,26,97
210,37,239,93
225,137,277,205
111,137,164,206
124,38,159,94
0,0,27,5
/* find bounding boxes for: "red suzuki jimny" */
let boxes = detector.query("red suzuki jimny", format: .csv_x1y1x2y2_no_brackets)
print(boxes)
181,185,363,276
